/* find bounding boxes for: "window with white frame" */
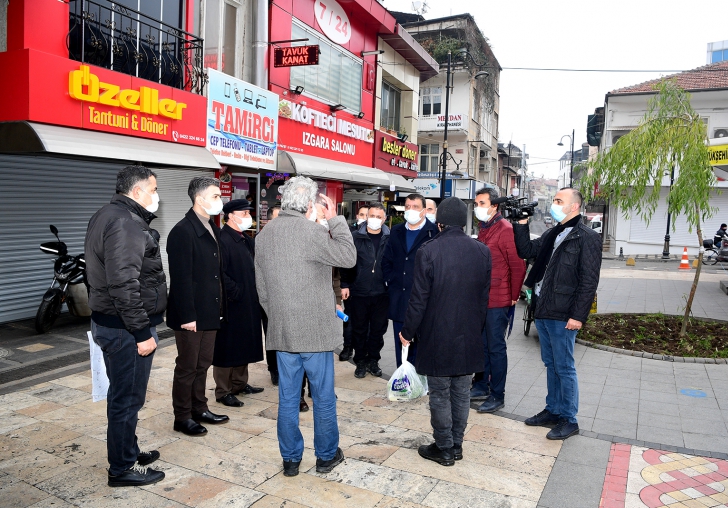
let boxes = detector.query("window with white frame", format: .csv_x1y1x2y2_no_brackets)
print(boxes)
419,143,440,173
204,0,241,77
380,81,401,132
290,21,362,112
420,87,442,116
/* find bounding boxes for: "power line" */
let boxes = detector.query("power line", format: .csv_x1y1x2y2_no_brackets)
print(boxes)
502,67,728,73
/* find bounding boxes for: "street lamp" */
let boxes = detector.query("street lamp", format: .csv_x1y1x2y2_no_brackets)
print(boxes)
439,49,489,199
557,129,575,188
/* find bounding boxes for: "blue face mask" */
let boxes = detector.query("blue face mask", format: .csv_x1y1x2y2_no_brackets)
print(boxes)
550,203,567,223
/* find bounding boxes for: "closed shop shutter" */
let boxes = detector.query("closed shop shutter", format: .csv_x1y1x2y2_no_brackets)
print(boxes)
0,154,125,323
152,168,212,274
628,187,728,245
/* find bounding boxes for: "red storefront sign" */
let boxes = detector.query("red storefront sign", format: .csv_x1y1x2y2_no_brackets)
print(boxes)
374,130,418,176
0,50,206,146
277,99,375,165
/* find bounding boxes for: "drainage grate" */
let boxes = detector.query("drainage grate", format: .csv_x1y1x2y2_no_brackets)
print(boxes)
0,348,9,359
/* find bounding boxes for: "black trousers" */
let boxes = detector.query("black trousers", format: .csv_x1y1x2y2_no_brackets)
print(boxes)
348,293,389,365
172,329,216,421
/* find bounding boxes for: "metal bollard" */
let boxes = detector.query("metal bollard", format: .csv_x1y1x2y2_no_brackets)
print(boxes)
618,247,624,260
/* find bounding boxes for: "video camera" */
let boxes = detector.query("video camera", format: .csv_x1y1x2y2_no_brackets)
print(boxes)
492,196,538,220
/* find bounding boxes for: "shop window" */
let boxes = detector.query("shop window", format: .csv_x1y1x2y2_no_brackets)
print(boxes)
204,0,241,77
380,81,401,132
419,143,440,173
420,87,442,117
291,21,362,112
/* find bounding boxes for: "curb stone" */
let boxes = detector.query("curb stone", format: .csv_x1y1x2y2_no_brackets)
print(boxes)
575,338,728,364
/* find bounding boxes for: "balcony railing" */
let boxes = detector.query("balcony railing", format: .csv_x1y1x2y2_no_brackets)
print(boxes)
67,0,206,94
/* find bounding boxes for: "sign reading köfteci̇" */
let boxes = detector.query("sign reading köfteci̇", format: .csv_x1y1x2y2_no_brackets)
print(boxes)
66,63,206,145
206,68,278,170
374,130,418,174
274,45,320,67
277,99,375,165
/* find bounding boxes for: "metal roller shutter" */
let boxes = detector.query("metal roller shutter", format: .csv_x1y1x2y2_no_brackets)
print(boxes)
152,168,212,274
0,154,125,323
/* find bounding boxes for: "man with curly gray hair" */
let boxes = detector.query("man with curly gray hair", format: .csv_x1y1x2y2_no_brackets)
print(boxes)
255,176,356,477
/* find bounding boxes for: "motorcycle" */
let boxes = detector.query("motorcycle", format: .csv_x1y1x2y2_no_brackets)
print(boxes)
35,225,89,333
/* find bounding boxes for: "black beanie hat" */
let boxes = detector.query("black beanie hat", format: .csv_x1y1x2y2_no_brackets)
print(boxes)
436,197,467,227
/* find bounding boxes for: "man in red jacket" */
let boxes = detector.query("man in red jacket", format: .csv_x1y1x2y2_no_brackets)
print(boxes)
470,187,527,413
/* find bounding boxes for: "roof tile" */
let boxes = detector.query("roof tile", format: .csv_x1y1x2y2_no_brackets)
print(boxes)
610,60,728,94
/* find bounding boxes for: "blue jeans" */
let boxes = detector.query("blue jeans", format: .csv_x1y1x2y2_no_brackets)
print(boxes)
535,319,579,424
472,307,510,400
393,321,417,367
276,351,339,461
92,321,158,475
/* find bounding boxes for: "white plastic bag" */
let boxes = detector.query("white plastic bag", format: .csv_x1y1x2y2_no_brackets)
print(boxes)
87,331,110,402
386,346,428,401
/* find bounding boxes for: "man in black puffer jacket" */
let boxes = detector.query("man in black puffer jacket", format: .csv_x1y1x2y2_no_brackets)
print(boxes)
513,187,602,441
85,165,167,488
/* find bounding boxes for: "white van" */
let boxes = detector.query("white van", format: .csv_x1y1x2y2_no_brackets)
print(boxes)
590,215,603,235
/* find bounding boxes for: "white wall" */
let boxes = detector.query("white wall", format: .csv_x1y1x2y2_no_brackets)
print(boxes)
376,39,421,143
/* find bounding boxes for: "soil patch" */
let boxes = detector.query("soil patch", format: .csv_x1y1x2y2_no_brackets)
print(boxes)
580,313,728,358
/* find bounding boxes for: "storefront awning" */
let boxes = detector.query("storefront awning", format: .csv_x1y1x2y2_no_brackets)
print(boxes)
278,151,416,191
0,121,221,169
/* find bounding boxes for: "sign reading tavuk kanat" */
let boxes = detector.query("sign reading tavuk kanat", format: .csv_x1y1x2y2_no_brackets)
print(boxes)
206,68,278,170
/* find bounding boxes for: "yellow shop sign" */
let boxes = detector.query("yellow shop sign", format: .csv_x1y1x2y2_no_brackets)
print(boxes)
68,65,187,120
709,144,728,166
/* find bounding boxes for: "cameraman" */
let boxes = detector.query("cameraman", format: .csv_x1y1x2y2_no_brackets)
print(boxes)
512,188,602,440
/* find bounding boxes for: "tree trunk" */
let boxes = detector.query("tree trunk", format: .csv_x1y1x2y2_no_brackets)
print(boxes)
680,205,703,337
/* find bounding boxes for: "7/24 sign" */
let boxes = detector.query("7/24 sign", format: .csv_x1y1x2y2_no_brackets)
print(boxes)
314,0,351,45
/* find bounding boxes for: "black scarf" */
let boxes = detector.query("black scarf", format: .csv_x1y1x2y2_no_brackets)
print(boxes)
525,214,582,288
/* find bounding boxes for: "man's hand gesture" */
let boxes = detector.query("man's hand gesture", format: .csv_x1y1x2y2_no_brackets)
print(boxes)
137,337,157,356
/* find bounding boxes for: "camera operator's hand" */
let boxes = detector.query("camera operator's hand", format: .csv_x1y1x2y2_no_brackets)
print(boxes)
518,218,529,225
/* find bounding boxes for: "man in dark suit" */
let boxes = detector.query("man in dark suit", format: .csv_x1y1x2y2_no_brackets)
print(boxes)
382,193,438,367
166,176,229,436
212,199,265,408
400,197,491,466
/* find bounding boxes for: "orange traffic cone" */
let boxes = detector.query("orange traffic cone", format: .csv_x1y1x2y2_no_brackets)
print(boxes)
678,246,691,270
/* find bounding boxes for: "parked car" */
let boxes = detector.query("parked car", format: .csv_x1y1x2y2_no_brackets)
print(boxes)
544,216,552,224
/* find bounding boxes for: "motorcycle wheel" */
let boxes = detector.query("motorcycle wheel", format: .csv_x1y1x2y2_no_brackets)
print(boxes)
523,305,532,336
35,294,62,333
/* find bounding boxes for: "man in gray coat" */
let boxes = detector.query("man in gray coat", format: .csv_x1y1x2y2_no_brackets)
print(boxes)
255,176,356,477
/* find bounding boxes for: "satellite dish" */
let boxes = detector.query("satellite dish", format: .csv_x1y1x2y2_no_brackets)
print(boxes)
412,1,422,8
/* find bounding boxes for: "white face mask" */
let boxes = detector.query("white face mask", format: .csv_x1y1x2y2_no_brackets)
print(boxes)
367,218,383,230
474,207,492,223
140,188,160,213
319,219,329,230
231,215,253,231
201,196,223,216
426,213,436,223
308,204,318,222
357,218,367,225
404,209,422,225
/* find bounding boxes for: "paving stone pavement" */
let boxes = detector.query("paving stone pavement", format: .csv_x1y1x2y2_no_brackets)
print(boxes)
0,343,561,508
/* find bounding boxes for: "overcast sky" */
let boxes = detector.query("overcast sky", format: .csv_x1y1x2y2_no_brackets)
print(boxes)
382,0,728,180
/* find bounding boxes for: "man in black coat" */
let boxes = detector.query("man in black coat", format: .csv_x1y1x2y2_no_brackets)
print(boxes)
85,165,166,487
513,188,602,441
212,199,265,408
400,198,491,466
167,176,229,436
382,193,438,367
341,202,390,379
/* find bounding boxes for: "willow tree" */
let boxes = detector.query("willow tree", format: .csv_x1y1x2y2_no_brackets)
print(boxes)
580,80,716,337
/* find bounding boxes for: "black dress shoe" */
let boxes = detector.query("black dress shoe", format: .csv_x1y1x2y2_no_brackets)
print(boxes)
316,447,344,473
173,419,207,436
192,411,229,425
216,394,244,407
418,443,454,466
299,397,309,412
283,459,301,477
270,371,279,386
354,363,367,378
235,384,264,395
367,361,382,377
546,419,580,440
137,450,160,466
452,444,463,461
108,463,165,487
338,346,353,362
524,409,561,427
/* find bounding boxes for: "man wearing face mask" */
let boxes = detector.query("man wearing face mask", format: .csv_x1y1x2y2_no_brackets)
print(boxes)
341,203,390,378
352,205,369,231
211,199,264,409
85,165,166,487
513,188,602,440
382,193,438,367
166,176,229,436
470,187,526,414
425,199,438,224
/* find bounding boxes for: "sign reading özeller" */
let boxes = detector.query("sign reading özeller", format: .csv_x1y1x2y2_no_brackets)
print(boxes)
274,45,319,67
206,69,278,169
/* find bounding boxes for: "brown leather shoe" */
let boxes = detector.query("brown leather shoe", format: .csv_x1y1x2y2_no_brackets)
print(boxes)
299,397,309,412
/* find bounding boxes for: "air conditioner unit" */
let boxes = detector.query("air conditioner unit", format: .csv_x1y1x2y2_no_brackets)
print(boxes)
714,128,728,138
479,150,487,158
479,164,486,171
611,130,630,146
